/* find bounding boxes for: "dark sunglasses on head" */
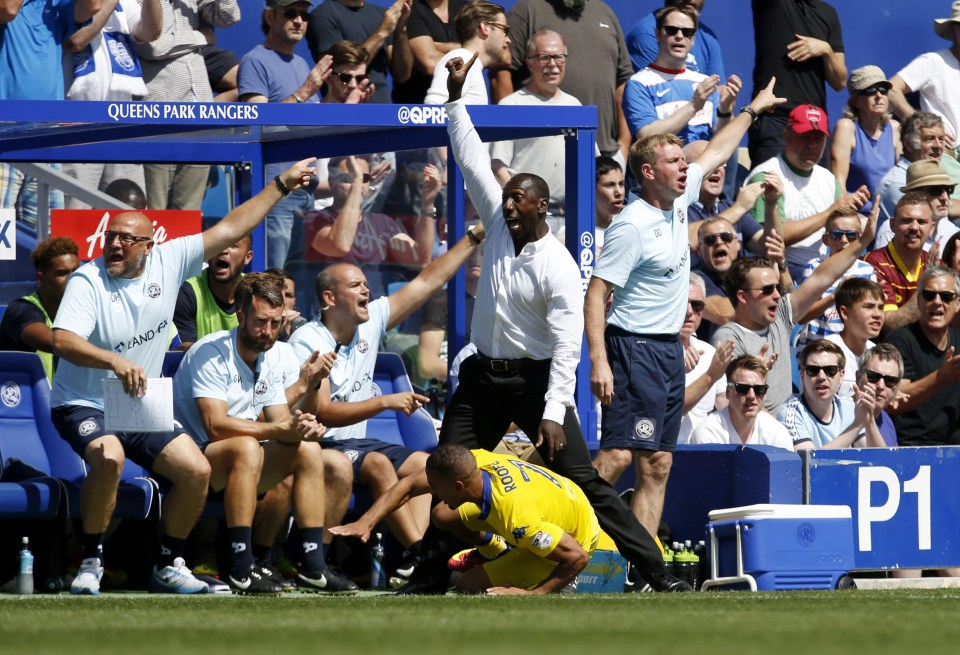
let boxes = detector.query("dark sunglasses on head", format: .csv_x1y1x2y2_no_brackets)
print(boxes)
829,229,860,240
701,231,736,246
336,72,369,85
745,283,784,297
662,25,696,38
728,382,768,397
282,9,310,20
859,85,889,96
862,369,901,387
919,289,959,303
802,364,841,377
688,300,705,312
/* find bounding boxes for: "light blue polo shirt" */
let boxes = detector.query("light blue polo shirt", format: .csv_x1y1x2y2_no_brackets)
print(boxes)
288,297,390,441
594,163,703,335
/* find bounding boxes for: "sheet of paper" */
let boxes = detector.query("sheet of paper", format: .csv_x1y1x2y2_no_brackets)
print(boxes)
103,377,174,433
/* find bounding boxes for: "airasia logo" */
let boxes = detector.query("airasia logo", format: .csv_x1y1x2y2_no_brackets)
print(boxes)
51,209,202,261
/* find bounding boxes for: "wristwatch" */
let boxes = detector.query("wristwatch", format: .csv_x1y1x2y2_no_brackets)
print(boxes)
740,106,760,123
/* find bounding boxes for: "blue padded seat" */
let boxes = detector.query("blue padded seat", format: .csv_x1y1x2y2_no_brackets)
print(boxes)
367,352,438,452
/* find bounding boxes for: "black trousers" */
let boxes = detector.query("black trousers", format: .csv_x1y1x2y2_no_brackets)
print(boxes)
412,354,667,588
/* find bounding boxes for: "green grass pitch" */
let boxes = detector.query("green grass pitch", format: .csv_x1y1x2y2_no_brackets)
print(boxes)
2,589,959,655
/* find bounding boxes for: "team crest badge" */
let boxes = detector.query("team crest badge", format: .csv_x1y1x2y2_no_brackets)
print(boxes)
147,283,161,298
357,339,369,354
634,418,655,440
78,419,98,437
255,380,268,395
344,450,360,462
1,382,21,408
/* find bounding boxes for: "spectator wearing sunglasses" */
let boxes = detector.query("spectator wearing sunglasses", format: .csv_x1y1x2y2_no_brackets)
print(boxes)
677,273,733,444
712,207,877,414
623,5,741,145
689,355,792,449
745,103,871,281
626,1,724,78
885,265,960,447
778,340,884,450
424,2,511,105
795,208,878,347
889,3,960,144
830,66,900,215
824,278,885,398
306,0,413,105
875,159,959,258
875,112,960,229
866,191,936,335
854,344,904,447
238,0,336,269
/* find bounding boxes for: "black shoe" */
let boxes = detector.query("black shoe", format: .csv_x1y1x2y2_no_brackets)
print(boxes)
389,550,421,589
297,568,359,594
657,574,694,593
228,566,284,596
394,580,448,596
256,562,296,592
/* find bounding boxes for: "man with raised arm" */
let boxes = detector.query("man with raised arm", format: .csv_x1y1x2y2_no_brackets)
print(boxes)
50,159,317,596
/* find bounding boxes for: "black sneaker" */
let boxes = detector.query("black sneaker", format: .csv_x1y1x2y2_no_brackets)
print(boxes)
389,550,421,589
394,580,449,596
657,573,694,593
297,568,359,594
228,566,284,596
256,562,296,592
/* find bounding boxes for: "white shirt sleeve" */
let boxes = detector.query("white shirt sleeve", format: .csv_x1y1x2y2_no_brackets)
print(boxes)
445,100,507,234
542,254,585,423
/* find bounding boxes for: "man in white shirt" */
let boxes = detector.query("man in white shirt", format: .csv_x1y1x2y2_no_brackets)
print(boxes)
889,5,960,142
825,278,885,397
690,355,793,450
423,1,511,104
50,159,318,596
585,76,784,556
678,272,732,443
173,273,356,595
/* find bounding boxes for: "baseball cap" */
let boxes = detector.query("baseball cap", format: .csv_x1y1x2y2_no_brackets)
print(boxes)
787,104,829,136
266,0,311,7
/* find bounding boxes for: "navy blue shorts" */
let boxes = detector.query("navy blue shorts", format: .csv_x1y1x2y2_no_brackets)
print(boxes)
51,404,188,470
599,327,684,453
321,438,416,477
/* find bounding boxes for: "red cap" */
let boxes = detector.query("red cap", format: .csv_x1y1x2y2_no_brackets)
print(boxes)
786,104,829,135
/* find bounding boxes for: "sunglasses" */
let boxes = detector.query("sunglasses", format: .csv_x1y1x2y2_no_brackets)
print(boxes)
829,229,860,240
919,289,959,303
104,230,151,246
862,369,901,387
924,185,955,196
282,9,310,21
859,85,889,96
745,283,784,297
662,25,696,38
486,21,511,38
528,53,568,65
802,364,841,377
728,382,768,397
333,172,372,184
336,72,369,85
701,232,736,246
688,300,705,312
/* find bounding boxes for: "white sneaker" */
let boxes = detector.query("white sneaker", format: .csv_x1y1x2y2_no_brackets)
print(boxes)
71,558,103,596
150,557,209,594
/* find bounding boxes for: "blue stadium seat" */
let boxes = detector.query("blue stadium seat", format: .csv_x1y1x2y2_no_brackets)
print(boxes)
162,350,185,378
0,352,63,518
0,352,157,520
368,352,438,452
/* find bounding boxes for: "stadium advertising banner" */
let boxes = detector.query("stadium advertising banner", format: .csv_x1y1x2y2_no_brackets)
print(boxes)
804,448,960,570
52,210,202,261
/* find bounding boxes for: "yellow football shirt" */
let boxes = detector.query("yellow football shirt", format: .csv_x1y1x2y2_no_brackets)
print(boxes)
459,450,600,559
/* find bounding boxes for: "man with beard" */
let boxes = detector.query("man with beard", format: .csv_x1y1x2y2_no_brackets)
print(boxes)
50,159,317,596
866,191,936,334
875,159,959,257
174,234,253,349
424,1,512,104
172,273,350,595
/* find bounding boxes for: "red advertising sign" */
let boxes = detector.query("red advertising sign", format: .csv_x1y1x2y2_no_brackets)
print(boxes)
51,209,202,261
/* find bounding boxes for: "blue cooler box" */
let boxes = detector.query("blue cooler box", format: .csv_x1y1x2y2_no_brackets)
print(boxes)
701,504,855,592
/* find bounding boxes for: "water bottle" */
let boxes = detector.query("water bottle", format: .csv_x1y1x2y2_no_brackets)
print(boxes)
45,575,74,593
674,542,694,588
370,532,386,590
688,541,701,591
694,540,708,591
662,542,675,577
18,537,34,595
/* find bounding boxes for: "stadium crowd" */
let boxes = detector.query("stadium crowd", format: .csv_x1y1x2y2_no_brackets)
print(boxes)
4,0,960,594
